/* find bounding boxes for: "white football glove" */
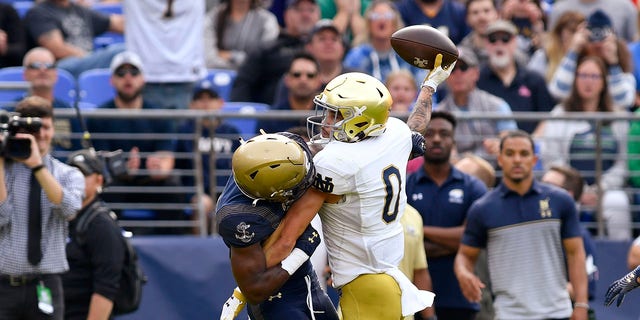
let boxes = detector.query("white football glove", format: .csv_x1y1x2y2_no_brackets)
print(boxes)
422,53,456,92
220,287,246,320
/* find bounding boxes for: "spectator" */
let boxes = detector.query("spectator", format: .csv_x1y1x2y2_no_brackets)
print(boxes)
458,0,500,67
455,153,496,189
547,10,636,111
175,79,241,232
0,3,25,68
453,152,495,320
231,0,320,105
343,0,426,86
256,52,322,134
548,0,638,43
499,0,545,60
203,0,280,70
406,110,487,320
87,51,183,235
454,130,589,320
23,0,125,78
437,47,517,164
396,0,470,45
398,204,437,320
63,149,125,320
272,19,355,105
124,0,206,110
476,19,554,133
317,0,366,46
527,11,586,82
538,55,631,240
386,69,418,113
541,165,599,310
20,47,83,154
0,96,84,320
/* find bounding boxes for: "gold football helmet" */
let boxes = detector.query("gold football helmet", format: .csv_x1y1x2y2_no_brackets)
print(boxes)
232,133,315,206
308,72,392,143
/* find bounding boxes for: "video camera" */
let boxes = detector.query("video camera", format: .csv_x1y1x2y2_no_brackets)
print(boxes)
97,149,128,187
67,148,128,187
0,110,42,159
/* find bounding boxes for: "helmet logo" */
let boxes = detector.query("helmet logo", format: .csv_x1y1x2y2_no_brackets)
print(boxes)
234,222,255,243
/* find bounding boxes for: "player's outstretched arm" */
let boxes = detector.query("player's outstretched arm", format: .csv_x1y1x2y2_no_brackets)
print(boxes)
406,53,456,135
605,265,640,307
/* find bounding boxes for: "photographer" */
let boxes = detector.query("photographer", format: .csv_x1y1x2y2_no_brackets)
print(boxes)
548,9,635,111
0,96,84,320
62,149,125,320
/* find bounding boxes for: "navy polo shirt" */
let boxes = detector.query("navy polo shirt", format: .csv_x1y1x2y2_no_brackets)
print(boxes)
462,181,582,318
406,166,487,310
464,181,581,248
477,65,554,134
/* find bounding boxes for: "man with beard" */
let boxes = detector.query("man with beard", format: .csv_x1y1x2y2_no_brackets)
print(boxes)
455,130,589,320
87,51,183,234
476,20,553,134
406,111,487,320
256,52,322,133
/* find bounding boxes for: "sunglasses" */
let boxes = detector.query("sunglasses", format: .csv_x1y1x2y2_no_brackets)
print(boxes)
115,68,141,77
290,71,317,79
487,33,513,44
368,12,395,21
453,62,470,72
26,62,55,70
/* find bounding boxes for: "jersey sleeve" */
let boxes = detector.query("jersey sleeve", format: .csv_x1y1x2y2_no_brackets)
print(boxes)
461,200,488,248
313,151,356,195
217,208,274,248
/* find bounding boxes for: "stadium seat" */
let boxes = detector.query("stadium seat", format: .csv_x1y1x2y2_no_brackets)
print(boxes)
91,2,124,49
11,1,32,18
77,68,113,107
0,67,77,105
221,102,270,139
206,69,237,101
91,2,123,15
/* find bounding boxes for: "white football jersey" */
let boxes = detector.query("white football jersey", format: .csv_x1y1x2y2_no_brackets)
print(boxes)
313,117,412,287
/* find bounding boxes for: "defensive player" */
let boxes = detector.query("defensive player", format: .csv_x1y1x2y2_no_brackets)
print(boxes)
215,133,339,320
259,55,455,319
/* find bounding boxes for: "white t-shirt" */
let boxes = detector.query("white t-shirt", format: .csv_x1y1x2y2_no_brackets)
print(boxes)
124,0,206,82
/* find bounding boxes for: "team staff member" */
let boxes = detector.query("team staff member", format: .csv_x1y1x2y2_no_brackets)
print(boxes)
63,149,125,320
0,96,84,320
455,130,588,320
406,111,487,320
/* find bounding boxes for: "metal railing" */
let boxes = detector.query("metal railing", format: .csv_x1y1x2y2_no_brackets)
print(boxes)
13,108,640,238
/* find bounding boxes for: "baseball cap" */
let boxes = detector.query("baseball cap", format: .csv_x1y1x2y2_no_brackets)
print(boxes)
587,9,613,41
192,79,220,100
67,149,104,176
310,19,340,37
109,51,144,74
286,0,316,9
484,19,518,36
456,47,478,67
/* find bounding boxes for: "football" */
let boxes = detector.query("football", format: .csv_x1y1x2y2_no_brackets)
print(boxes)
390,25,458,70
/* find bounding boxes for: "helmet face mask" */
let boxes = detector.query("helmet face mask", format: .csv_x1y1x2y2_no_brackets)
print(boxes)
232,133,316,207
307,72,392,144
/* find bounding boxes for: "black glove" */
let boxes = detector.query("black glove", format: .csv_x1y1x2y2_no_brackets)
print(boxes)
294,224,321,257
410,131,425,160
605,265,640,307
